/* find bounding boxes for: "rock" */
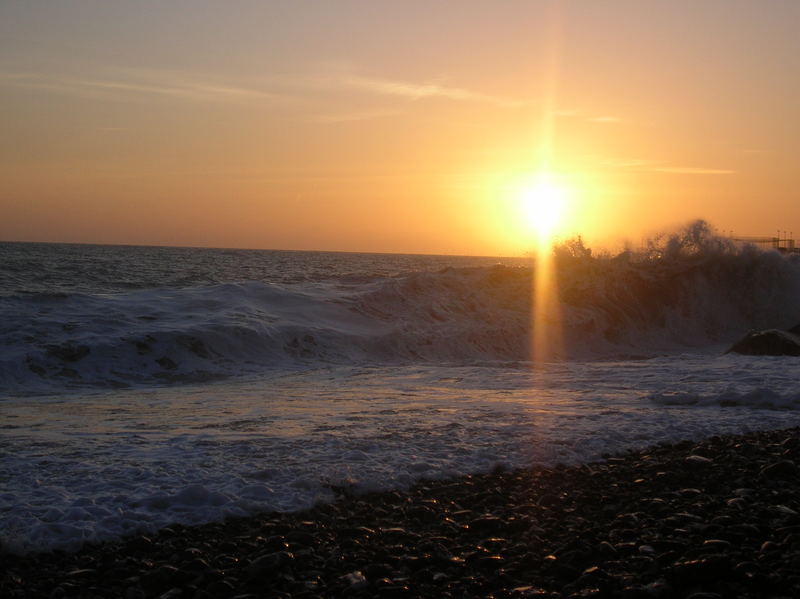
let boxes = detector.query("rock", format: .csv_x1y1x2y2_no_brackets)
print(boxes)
472,555,505,570
598,541,617,555
684,454,713,466
537,494,560,507
702,539,732,551
341,570,368,589
726,329,800,356
771,504,798,516
184,558,211,572
128,535,153,551
65,569,96,578
286,530,316,546
205,580,236,596
579,565,610,582
125,587,145,599
668,555,732,585
469,516,505,534
247,551,294,580
759,460,798,480
363,563,394,579
140,565,188,590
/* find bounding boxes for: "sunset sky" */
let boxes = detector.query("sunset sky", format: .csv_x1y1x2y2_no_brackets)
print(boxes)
2,1,798,255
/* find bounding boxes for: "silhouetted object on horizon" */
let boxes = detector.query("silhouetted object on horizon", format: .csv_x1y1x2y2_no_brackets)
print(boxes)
726,325,800,356
730,235,800,254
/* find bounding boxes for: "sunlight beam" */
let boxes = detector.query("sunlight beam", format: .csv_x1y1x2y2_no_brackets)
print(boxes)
529,3,565,365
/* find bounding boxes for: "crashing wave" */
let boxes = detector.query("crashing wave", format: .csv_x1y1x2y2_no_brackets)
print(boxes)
3,220,800,393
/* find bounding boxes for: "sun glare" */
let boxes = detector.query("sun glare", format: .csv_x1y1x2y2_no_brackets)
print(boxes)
518,174,569,244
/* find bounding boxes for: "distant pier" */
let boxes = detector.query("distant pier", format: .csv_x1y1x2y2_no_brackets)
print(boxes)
730,235,800,254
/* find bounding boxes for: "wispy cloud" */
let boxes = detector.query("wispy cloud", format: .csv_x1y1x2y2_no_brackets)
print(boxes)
313,109,400,123
607,159,658,168
605,158,735,175
2,67,524,113
648,166,735,175
341,74,522,107
0,70,286,103
588,115,622,123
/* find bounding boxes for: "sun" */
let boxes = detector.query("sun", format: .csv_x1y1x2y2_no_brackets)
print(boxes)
517,173,569,244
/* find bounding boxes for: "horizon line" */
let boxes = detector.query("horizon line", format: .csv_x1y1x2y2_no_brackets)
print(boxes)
0,238,526,260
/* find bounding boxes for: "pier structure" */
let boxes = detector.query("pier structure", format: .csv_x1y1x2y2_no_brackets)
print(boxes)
729,234,799,254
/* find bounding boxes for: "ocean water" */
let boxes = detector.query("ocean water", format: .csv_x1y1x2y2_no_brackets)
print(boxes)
4,224,800,553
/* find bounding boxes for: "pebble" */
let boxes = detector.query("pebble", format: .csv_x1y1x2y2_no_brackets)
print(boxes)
759,460,798,479
341,570,367,589
684,454,713,466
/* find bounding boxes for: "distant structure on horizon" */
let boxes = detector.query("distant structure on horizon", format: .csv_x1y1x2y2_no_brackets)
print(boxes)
729,234,799,254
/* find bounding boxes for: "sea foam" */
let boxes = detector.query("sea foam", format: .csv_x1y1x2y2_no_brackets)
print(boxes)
2,221,800,393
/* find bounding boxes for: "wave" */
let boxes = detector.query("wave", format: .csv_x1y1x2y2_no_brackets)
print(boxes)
555,220,800,357
647,387,800,409
3,221,800,393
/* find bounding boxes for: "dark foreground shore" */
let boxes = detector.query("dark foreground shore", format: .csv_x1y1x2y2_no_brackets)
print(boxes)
4,427,800,599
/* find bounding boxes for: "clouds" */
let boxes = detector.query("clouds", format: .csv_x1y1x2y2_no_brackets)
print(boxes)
0,65,525,111
604,159,735,175
339,74,523,107
648,166,735,175
312,109,400,124
0,69,286,104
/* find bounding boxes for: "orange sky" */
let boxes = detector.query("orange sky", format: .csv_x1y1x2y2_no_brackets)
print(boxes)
1,1,798,255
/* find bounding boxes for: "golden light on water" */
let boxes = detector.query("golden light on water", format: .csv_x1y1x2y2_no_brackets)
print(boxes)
531,242,563,364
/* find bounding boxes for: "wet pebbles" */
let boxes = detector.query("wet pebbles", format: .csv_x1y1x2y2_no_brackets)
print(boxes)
4,427,800,598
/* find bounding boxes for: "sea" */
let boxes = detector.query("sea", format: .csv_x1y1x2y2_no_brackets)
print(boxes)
4,222,800,553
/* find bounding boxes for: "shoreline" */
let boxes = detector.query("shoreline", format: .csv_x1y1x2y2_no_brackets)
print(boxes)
4,427,800,598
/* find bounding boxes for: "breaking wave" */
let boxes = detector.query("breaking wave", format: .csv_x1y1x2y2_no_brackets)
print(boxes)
3,221,800,393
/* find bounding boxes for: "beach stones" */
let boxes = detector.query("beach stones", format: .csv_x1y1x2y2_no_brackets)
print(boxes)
759,460,798,480
5,427,800,598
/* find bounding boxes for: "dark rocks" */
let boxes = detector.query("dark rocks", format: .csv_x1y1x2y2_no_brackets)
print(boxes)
667,555,732,586
469,515,505,534
726,328,800,356
127,535,153,552
759,460,798,480
247,551,294,580
5,427,800,598
684,454,713,467
285,530,316,546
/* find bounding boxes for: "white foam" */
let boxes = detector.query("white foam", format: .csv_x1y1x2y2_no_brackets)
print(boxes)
4,352,800,554
5,223,800,394
648,387,800,409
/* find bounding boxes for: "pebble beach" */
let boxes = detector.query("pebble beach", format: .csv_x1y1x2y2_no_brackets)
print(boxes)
5,426,800,598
